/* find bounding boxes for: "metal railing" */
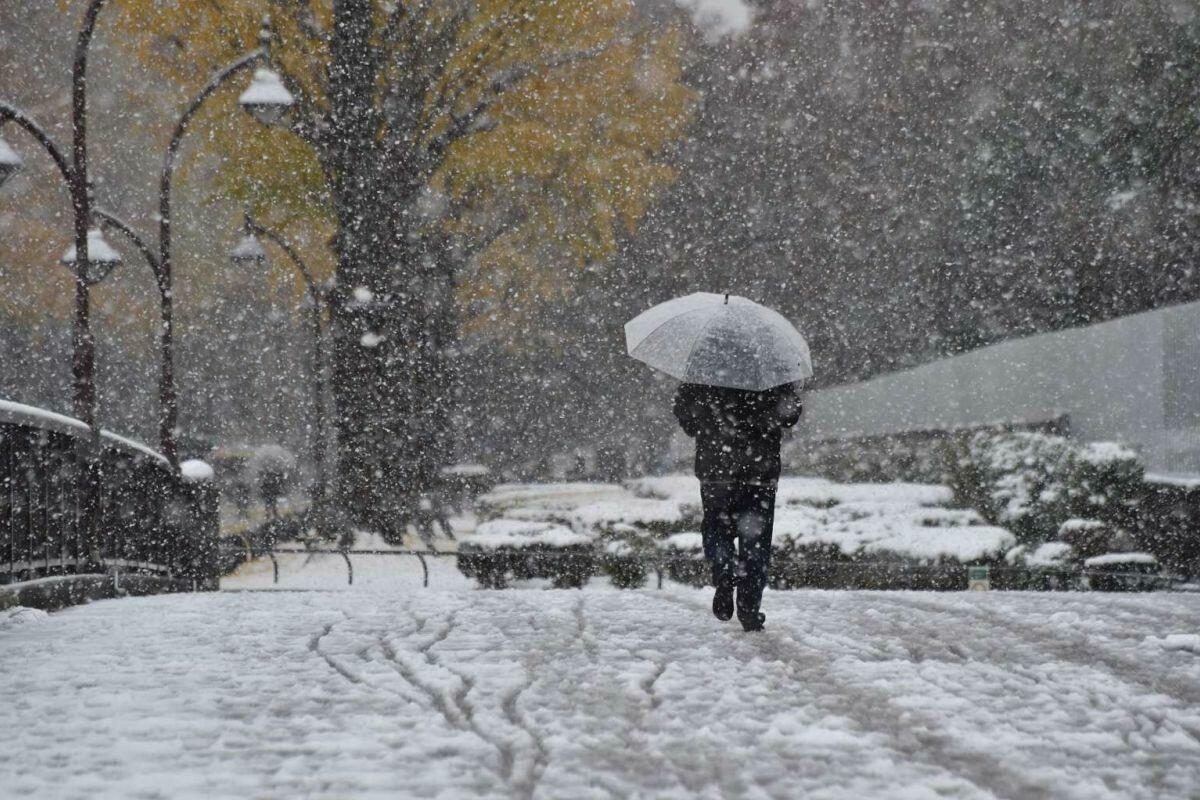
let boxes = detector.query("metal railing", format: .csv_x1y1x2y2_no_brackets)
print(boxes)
227,543,1183,592
1,400,218,586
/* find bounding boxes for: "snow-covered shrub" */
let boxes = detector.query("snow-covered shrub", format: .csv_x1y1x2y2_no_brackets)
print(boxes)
1136,477,1200,576
658,532,708,587
573,497,691,536
599,536,650,589
1083,552,1162,591
1056,518,1111,559
456,520,595,589
770,500,1014,581
951,431,1144,544
1006,540,1075,568
1070,442,1144,530
1002,540,1080,589
475,483,626,522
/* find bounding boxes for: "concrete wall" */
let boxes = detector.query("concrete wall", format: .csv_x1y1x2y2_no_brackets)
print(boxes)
798,301,1200,476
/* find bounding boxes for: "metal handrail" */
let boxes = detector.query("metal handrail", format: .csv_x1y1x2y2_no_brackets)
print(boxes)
235,544,1181,591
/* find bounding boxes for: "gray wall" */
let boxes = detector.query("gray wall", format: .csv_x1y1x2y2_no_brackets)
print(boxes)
798,301,1200,476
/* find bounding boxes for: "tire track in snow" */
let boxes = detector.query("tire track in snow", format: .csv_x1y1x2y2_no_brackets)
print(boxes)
573,596,600,659
492,600,596,798
880,594,1200,708
658,592,1056,800
309,620,364,686
432,597,593,799
1096,596,1200,628
380,609,525,788
639,660,667,711
500,674,549,800
872,593,1200,791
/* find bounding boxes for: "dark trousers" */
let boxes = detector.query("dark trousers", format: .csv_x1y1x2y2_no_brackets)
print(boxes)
700,481,777,614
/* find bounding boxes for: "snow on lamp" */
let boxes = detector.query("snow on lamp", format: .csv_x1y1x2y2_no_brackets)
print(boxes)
60,227,123,285
238,68,294,126
0,128,22,189
229,230,268,270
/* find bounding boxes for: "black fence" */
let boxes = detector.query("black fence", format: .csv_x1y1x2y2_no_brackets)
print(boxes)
225,543,1181,593
1,401,219,588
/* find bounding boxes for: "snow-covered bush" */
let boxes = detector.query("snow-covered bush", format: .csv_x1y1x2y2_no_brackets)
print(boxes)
1083,552,1162,592
573,497,691,536
769,496,1015,589
1006,541,1075,568
1056,518,1112,559
475,483,626,522
658,533,708,587
1137,476,1200,576
457,519,595,589
1002,541,1079,588
598,536,650,589
463,476,1021,590
951,431,1143,544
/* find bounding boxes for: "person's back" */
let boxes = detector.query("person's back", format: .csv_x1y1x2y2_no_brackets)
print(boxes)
673,383,802,484
673,381,802,631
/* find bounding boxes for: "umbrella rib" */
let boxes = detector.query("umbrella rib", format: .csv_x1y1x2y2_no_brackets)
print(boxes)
680,310,725,385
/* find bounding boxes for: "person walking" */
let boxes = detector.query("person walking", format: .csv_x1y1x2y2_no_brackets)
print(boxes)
673,382,802,631
624,292,812,631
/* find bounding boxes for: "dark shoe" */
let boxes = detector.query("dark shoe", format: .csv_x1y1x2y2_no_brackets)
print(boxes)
712,583,734,621
738,611,766,632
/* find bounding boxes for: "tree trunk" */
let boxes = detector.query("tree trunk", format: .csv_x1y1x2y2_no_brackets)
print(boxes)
321,2,468,530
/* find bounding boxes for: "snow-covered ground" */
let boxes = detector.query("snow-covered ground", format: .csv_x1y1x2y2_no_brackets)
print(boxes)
4,582,1200,799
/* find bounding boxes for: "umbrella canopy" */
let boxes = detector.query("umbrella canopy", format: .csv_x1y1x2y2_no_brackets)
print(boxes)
625,292,813,391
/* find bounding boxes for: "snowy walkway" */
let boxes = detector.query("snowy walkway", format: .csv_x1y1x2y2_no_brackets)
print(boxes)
3,586,1200,799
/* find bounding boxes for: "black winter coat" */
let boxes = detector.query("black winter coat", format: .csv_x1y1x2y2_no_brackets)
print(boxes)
673,382,803,484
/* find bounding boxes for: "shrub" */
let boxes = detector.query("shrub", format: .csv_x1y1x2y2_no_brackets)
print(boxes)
951,431,1143,545
599,537,649,589
1083,552,1162,591
456,519,596,588
1056,519,1110,559
1136,477,1200,576
658,533,708,587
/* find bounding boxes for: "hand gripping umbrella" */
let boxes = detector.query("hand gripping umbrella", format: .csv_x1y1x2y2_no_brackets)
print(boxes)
624,292,813,391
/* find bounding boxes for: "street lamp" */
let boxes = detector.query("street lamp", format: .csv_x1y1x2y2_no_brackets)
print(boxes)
59,226,123,285
153,16,295,467
228,215,331,538
0,3,302,558
0,126,21,188
228,228,268,269
238,67,295,126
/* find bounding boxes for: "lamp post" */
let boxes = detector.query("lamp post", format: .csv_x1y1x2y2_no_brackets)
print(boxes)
0,0,110,554
59,222,124,284
157,22,294,465
0,13,294,470
229,214,330,538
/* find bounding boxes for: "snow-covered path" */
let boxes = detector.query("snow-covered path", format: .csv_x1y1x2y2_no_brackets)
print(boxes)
3,588,1200,799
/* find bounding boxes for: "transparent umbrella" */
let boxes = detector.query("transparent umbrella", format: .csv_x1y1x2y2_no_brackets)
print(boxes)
624,292,813,391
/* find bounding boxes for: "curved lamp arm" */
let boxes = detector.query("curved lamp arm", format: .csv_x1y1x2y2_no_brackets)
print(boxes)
245,215,321,302
93,207,163,288
241,214,330,535
0,102,75,189
158,47,267,274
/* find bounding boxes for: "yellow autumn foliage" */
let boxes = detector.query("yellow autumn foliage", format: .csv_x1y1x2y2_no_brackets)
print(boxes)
108,0,694,335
